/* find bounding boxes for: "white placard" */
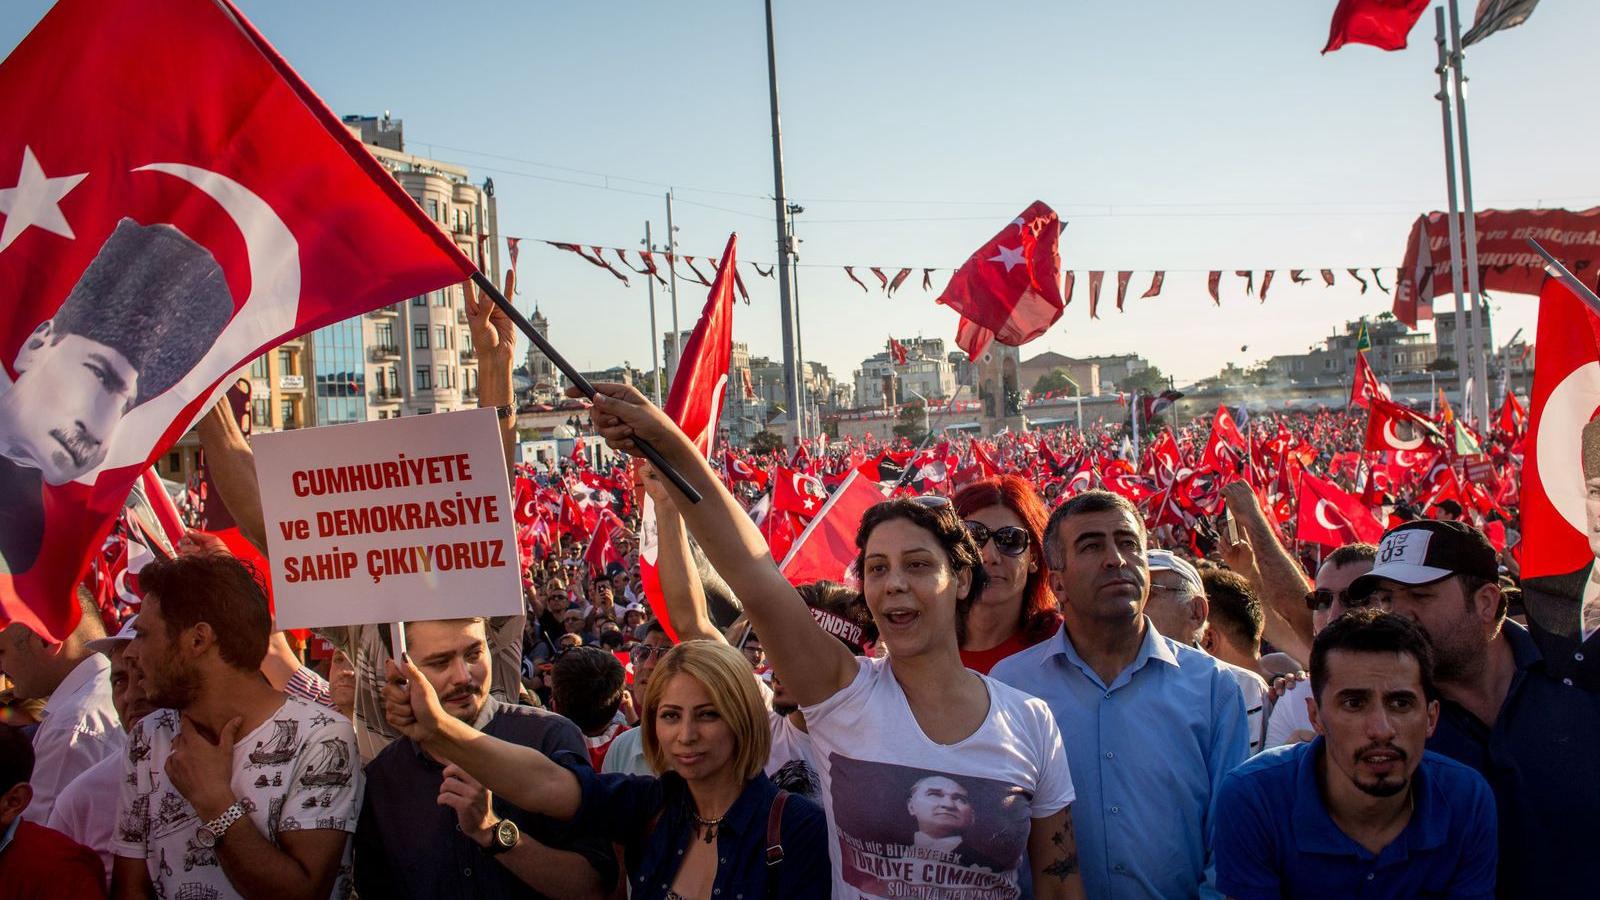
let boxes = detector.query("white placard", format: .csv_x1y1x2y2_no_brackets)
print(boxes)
253,407,521,629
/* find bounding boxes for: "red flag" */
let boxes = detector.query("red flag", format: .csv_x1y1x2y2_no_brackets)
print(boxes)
1350,351,1384,408
888,337,909,366
937,201,1065,360
1496,387,1528,439
724,452,769,489
1365,397,1446,453
1115,271,1132,312
1323,0,1431,54
1207,271,1221,305
1087,271,1105,320
1260,270,1276,302
641,237,738,631
780,468,885,586
583,509,626,577
1296,470,1385,547
1141,271,1165,299
773,467,829,517
1520,277,1600,578
0,0,474,640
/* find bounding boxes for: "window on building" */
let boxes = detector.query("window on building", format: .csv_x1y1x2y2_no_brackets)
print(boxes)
412,294,427,307
413,325,429,349
387,366,398,391
438,365,451,389
428,198,439,220
249,357,269,378
277,349,294,375
436,289,451,307
435,325,448,348
281,400,296,429
415,366,432,390
375,323,394,347
167,452,180,472
251,398,269,426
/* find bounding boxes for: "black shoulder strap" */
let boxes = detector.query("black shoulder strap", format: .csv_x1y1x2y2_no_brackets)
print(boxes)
764,790,790,899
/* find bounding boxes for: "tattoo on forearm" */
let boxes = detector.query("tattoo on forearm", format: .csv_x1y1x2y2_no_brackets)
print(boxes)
1042,809,1080,882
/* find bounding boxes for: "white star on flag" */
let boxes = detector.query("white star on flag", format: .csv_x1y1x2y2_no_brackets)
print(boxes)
0,146,88,254
988,245,1025,272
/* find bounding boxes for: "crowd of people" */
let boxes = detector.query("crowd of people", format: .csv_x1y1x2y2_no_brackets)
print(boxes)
0,283,1595,900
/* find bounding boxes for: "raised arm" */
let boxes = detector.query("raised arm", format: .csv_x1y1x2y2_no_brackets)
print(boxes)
195,396,267,552
464,273,519,476
1221,482,1312,665
639,463,723,643
579,383,856,706
383,655,582,820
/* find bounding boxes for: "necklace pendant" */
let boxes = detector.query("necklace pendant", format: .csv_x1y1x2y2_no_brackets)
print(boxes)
703,824,716,844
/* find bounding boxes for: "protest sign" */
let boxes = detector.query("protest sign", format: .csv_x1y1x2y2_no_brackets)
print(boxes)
253,407,520,629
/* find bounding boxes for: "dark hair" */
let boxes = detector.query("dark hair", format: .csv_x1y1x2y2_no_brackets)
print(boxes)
0,725,32,793
796,580,878,652
1310,608,1438,704
1325,543,1378,571
854,499,989,643
550,646,626,735
1458,573,1506,623
137,554,271,671
1042,490,1145,570
954,475,1061,645
1201,569,1263,652
641,620,669,640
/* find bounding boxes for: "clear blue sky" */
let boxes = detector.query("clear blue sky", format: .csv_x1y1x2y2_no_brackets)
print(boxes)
4,1,1595,386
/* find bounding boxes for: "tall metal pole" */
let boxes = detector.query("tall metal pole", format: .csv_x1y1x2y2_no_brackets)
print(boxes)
1447,0,1491,428
1433,8,1472,419
665,190,683,386
764,0,803,444
643,221,663,405
787,202,808,437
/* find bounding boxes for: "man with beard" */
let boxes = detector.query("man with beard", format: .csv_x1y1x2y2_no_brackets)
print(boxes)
1212,609,1496,899
110,553,361,900
49,615,155,885
355,617,616,899
1348,520,1600,899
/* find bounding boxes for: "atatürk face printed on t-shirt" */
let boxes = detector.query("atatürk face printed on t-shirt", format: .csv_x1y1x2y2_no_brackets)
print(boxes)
826,754,1030,899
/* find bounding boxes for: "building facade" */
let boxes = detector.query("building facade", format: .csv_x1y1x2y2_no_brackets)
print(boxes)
854,337,958,409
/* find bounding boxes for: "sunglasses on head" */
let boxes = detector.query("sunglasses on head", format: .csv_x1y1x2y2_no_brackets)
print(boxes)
964,521,1031,557
910,495,951,509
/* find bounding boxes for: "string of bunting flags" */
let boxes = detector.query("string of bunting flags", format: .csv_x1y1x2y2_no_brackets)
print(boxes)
524,237,1403,315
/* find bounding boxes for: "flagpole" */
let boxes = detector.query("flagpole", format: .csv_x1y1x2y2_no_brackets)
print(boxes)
471,272,701,503
764,0,804,446
1447,0,1492,429
1433,8,1473,422
643,220,663,405
665,191,683,386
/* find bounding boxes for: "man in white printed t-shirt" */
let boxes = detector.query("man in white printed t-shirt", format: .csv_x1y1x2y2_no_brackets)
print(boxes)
111,554,362,900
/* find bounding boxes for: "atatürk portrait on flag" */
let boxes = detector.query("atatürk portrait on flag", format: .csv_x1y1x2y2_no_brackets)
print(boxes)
0,218,233,574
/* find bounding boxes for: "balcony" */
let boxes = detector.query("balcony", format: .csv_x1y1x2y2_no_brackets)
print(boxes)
456,308,469,325
366,305,399,318
370,386,400,403
460,348,477,363
368,344,400,361
279,374,305,391
463,385,479,399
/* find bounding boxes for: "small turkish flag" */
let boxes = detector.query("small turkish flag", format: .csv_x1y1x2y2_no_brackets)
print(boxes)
773,467,829,518
937,201,1065,361
1296,470,1385,548
583,509,626,578
780,467,885,587
1365,398,1446,453
0,0,473,639
1350,352,1385,408
1520,277,1600,579
1323,0,1430,53
724,451,769,488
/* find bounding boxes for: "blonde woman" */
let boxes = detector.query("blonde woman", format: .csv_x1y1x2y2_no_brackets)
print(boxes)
384,640,829,900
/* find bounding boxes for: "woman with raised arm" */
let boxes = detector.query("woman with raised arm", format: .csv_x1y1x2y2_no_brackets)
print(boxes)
383,639,828,900
952,475,1062,674
581,383,1085,900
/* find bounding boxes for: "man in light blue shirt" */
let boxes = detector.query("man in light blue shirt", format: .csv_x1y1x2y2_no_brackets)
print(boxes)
992,490,1249,899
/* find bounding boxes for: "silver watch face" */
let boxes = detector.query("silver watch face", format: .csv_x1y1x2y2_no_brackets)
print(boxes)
196,826,217,849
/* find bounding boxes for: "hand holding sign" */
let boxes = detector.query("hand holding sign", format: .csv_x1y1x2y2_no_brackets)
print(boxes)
383,654,447,745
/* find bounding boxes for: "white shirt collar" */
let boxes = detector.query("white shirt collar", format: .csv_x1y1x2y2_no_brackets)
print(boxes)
38,653,111,722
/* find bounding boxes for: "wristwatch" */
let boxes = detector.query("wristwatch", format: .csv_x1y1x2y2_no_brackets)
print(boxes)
196,800,248,849
484,818,520,856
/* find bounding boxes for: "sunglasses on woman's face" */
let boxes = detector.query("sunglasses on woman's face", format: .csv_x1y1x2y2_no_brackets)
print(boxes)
964,521,1031,557
631,644,672,661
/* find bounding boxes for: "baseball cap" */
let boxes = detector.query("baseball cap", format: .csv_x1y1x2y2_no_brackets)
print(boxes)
1348,520,1498,600
87,614,137,655
1146,550,1204,597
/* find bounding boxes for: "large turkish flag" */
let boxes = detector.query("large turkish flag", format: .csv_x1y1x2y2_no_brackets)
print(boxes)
0,0,474,638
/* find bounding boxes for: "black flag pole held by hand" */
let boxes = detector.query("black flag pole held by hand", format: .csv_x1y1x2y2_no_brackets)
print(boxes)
469,272,703,503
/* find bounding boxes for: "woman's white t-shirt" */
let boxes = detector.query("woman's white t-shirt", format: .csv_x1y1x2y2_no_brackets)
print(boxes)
801,655,1075,900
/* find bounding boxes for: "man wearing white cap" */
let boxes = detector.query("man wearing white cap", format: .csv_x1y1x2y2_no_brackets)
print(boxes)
47,614,152,885
1146,550,1268,754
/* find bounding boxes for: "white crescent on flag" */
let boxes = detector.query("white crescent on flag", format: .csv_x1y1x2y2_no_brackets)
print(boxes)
1535,360,1600,534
